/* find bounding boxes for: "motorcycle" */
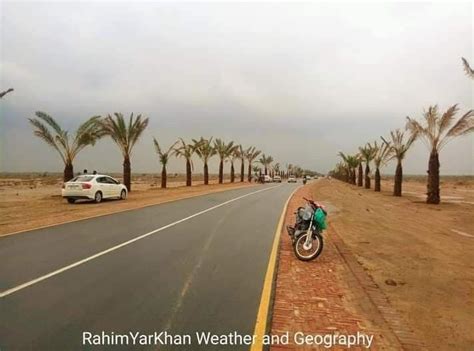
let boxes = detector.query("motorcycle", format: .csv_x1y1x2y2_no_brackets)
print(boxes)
286,197,327,261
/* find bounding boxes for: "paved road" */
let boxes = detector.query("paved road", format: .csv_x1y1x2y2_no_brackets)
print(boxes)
0,183,298,350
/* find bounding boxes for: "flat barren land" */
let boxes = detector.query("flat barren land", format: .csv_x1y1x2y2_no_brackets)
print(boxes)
311,176,473,350
0,173,254,236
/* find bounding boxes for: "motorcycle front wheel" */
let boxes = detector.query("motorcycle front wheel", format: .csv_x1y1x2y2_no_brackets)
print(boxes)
293,233,324,261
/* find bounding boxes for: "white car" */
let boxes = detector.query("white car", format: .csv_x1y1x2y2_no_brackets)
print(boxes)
264,175,272,183
62,174,127,204
287,176,297,183
273,175,282,183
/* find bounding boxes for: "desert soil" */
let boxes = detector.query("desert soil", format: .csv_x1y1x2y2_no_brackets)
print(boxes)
309,177,474,350
0,173,254,236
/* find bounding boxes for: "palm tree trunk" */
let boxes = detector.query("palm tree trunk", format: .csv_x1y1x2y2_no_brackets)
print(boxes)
219,159,224,184
186,159,192,186
123,157,131,191
427,150,440,204
248,163,252,182
374,167,381,192
264,166,268,175
393,160,403,196
345,169,350,183
161,165,167,189
240,160,244,182
351,168,356,184
365,163,371,189
230,163,235,183
64,162,74,182
204,162,209,185
357,163,363,186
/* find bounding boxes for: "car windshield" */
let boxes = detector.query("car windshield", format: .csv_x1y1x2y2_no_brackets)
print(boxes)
70,176,94,182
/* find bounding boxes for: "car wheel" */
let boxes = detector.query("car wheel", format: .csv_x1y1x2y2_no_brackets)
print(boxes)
67,198,76,204
94,191,102,203
120,189,127,200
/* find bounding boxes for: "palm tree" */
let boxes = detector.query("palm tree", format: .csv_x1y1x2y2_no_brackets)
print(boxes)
153,138,178,189
235,145,246,182
338,152,356,184
382,129,416,197
273,162,280,177
214,139,235,184
259,154,273,175
100,113,149,192
332,162,347,181
347,155,359,184
293,165,304,178
174,138,195,186
29,112,103,182
462,57,474,79
359,143,378,189
193,137,215,185
337,152,349,183
373,140,393,192
286,163,293,178
252,165,261,179
245,147,261,182
406,105,474,204
267,156,274,175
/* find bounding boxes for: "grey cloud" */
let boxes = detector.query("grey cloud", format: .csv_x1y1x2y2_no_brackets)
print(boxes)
1,1,472,175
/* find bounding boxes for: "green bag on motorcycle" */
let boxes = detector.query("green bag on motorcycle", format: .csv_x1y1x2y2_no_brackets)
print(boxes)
314,208,327,230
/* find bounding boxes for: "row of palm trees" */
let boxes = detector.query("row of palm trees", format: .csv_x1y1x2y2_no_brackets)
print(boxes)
28,111,291,192
333,105,473,204
332,58,474,204
154,137,265,189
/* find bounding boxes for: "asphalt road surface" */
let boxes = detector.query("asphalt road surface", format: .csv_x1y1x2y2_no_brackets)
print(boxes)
0,183,298,350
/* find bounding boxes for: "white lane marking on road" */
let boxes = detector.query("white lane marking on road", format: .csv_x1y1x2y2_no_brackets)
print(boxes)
0,185,282,299
451,229,474,238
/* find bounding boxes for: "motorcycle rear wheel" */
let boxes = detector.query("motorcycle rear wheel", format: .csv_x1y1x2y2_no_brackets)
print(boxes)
293,233,323,261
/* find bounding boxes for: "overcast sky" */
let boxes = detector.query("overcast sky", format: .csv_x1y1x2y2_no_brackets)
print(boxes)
1,1,473,175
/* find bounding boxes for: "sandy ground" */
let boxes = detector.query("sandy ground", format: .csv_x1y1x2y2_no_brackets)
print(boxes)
0,173,255,236
311,177,474,350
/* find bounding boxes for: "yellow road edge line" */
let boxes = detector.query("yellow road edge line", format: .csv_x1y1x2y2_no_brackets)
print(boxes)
0,183,257,239
250,186,300,351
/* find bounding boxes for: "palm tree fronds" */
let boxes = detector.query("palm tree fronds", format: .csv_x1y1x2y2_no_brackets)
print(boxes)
438,104,459,136
446,109,474,137
101,113,149,158
34,111,64,135
462,57,474,78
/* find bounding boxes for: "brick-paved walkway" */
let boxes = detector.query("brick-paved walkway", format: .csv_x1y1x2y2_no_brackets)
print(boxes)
269,185,406,350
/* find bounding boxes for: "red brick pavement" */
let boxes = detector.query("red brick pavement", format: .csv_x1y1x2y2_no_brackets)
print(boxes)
269,185,407,350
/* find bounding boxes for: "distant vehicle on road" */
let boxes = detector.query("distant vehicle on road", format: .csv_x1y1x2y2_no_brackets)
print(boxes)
264,175,272,183
62,174,127,204
288,176,297,183
273,175,282,183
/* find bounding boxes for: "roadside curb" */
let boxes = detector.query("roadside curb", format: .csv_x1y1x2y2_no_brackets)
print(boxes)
251,186,301,351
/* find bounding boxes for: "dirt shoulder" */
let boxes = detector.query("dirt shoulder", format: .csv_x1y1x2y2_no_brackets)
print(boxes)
0,178,255,236
309,178,474,350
